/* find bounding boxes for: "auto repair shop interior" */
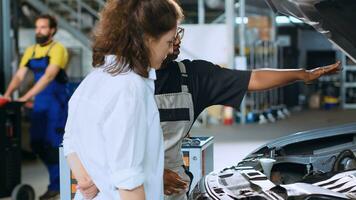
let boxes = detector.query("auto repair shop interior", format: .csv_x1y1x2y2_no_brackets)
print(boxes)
1,0,356,200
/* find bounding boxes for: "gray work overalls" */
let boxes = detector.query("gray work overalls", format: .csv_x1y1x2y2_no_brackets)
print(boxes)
155,62,194,200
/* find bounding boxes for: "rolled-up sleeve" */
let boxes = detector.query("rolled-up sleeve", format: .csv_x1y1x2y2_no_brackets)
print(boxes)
102,86,147,190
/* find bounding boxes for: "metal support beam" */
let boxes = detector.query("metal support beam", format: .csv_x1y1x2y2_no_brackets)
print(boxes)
77,0,82,29
78,0,99,19
198,0,205,24
226,0,235,70
226,0,243,124
211,14,225,24
238,0,247,124
270,11,278,68
94,0,105,8
239,0,246,57
270,12,277,42
1,0,12,90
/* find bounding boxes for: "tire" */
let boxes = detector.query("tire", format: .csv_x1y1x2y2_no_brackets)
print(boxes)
11,184,35,200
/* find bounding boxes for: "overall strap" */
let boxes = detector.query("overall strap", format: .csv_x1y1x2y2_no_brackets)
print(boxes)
45,42,56,56
177,62,189,93
30,45,37,58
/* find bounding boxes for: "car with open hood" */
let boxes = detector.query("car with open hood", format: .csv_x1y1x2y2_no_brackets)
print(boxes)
189,0,356,199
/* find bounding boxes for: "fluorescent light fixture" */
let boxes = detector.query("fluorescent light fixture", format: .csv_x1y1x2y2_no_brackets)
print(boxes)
276,16,304,24
276,16,290,24
235,17,248,24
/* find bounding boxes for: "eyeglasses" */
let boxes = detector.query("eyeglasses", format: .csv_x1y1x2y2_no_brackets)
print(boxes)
175,27,184,41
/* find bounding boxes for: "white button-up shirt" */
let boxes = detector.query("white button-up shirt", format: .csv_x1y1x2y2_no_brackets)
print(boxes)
63,55,164,200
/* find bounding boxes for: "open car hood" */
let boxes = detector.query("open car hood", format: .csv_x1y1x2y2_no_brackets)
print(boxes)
247,123,356,157
265,0,356,62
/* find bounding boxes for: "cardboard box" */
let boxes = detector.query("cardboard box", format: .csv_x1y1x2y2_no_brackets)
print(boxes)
259,28,271,41
248,16,271,29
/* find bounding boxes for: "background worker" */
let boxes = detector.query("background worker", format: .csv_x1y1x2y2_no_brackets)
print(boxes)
4,14,69,200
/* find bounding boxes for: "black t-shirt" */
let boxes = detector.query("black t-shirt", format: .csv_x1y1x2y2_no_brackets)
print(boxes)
155,59,252,121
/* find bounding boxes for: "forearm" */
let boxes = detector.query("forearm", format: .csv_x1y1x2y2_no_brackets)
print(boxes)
4,76,22,97
66,153,92,185
66,152,99,199
119,185,145,200
248,69,307,91
22,74,54,99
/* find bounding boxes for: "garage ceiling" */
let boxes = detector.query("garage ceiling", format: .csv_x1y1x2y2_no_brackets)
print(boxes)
178,0,272,23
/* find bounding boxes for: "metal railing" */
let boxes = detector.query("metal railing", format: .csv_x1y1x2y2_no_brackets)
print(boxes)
25,0,105,47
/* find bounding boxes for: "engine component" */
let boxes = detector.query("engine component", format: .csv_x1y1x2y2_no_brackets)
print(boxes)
190,167,356,200
333,150,356,172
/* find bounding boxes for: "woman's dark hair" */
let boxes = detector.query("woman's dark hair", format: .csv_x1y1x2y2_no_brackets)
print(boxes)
35,14,58,35
92,0,184,77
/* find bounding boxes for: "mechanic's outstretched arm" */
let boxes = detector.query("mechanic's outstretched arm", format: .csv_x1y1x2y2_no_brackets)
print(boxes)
248,61,341,91
66,153,99,199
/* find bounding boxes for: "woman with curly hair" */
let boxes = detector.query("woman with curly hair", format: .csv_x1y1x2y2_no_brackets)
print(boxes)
63,0,183,199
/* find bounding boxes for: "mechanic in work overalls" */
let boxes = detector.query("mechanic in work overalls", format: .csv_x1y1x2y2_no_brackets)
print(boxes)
4,14,69,200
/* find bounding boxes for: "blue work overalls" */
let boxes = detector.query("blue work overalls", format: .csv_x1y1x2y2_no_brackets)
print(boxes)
27,42,69,191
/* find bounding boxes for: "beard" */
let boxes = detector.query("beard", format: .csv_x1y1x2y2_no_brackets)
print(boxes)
35,34,51,45
161,49,180,69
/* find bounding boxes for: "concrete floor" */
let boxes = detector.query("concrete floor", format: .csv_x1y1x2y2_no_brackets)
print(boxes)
1,109,355,200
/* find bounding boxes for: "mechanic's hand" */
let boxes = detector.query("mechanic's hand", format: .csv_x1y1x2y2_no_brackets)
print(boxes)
304,61,341,84
77,179,99,200
164,169,188,196
2,95,12,101
16,95,30,102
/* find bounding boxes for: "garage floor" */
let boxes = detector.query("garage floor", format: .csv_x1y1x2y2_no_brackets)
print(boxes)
1,109,355,200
